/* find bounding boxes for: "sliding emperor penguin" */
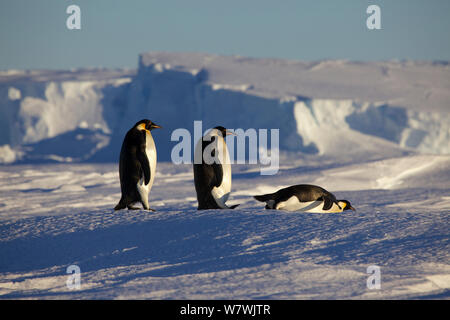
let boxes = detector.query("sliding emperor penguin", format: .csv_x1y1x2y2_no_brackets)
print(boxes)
254,184,355,213
114,119,161,211
193,126,239,210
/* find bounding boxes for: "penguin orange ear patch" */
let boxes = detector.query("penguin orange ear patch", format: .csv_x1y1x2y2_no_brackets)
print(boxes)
137,123,149,132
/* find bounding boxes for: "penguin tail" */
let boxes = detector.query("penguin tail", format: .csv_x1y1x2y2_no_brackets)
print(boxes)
229,204,240,209
253,193,273,202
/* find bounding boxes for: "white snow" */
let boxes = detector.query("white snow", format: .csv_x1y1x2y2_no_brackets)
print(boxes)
0,69,133,157
8,87,21,101
0,145,19,164
0,52,449,299
294,99,450,156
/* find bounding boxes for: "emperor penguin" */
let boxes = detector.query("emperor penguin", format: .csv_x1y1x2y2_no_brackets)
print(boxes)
114,119,161,211
254,184,355,213
193,126,239,210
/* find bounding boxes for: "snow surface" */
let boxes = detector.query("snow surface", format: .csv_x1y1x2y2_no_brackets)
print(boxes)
0,53,449,163
0,159,449,299
0,52,449,299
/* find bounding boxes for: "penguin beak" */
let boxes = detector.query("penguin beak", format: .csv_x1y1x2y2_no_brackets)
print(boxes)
151,123,162,129
349,205,356,211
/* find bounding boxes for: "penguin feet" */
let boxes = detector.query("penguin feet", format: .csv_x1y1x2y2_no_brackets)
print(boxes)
127,205,141,210
126,204,156,211
114,200,127,210
140,201,156,212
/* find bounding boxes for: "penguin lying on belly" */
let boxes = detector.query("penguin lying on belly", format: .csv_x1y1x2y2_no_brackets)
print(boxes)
115,119,161,211
254,184,355,213
193,126,239,210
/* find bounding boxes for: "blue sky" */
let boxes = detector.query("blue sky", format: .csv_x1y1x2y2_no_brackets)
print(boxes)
1,0,449,70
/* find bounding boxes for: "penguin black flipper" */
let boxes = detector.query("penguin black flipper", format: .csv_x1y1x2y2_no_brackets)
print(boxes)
322,195,341,211
211,162,223,187
322,196,333,211
137,143,151,185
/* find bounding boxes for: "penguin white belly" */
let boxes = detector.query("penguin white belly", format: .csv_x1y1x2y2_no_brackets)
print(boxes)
137,132,157,208
275,196,343,213
211,136,232,208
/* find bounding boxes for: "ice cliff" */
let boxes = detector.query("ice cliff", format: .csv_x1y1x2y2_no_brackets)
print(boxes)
0,53,449,163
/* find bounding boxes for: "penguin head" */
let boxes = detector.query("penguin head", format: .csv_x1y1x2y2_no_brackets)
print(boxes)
135,119,162,132
338,200,356,211
213,126,235,137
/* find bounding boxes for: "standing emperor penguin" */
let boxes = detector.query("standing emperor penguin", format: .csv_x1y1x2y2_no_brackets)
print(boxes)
193,126,239,210
114,119,161,211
